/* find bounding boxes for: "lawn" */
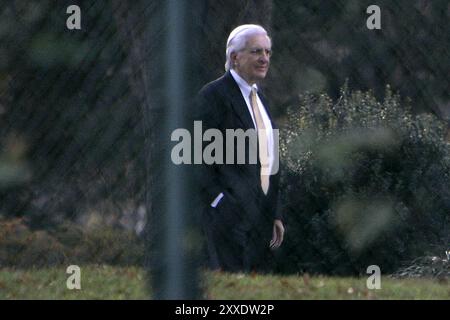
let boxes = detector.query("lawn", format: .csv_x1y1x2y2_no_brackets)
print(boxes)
0,265,448,299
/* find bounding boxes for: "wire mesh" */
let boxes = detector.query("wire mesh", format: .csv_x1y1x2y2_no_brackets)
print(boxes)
0,0,449,297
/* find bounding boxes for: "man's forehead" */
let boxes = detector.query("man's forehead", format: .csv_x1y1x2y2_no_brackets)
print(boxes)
246,35,271,47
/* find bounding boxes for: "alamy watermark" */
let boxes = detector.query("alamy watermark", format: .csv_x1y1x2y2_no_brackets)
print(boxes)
66,265,81,290
66,5,81,30
366,5,381,30
170,121,279,175
366,265,381,290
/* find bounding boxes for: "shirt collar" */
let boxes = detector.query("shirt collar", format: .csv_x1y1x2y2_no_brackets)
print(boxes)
230,69,258,97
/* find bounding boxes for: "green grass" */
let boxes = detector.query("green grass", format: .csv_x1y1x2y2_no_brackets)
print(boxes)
206,272,449,300
0,266,448,299
0,265,146,299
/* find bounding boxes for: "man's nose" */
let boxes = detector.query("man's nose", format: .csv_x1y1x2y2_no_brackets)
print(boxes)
259,53,270,63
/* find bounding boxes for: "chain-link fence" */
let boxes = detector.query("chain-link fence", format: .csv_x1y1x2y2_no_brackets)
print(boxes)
0,0,449,298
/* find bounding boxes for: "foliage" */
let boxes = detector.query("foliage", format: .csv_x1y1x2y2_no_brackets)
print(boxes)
391,256,449,279
0,1,146,224
0,218,144,268
277,86,450,275
271,0,449,117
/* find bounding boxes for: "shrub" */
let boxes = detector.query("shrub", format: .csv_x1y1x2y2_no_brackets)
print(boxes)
277,86,450,275
0,218,144,268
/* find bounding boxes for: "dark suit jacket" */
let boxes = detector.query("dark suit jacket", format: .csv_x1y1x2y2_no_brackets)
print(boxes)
193,71,282,229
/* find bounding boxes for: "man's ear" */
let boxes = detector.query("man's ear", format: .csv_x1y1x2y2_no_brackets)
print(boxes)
230,52,238,66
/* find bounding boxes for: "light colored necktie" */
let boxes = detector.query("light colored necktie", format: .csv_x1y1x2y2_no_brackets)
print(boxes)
250,87,270,195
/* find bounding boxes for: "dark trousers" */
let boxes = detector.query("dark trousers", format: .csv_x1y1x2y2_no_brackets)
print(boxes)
201,193,273,273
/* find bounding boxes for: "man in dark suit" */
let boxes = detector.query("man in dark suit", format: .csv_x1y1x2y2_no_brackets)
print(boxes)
193,24,284,273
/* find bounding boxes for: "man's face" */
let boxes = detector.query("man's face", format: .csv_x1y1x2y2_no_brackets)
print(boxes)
232,34,271,85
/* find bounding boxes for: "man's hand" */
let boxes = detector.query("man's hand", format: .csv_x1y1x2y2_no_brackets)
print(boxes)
270,219,285,250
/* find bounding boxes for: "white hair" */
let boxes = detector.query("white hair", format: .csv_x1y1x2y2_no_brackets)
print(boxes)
225,24,271,71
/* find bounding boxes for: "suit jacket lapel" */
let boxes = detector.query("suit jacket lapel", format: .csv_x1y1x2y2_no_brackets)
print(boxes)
222,71,256,130
258,92,277,129
222,71,277,130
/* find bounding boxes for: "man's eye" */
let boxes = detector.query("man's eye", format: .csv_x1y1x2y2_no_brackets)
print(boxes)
250,49,272,56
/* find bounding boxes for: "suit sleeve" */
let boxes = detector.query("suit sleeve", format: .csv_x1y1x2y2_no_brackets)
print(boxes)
190,88,226,207
273,164,284,221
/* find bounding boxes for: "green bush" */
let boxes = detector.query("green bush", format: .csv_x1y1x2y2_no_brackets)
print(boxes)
277,86,450,275
0,218,144,268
